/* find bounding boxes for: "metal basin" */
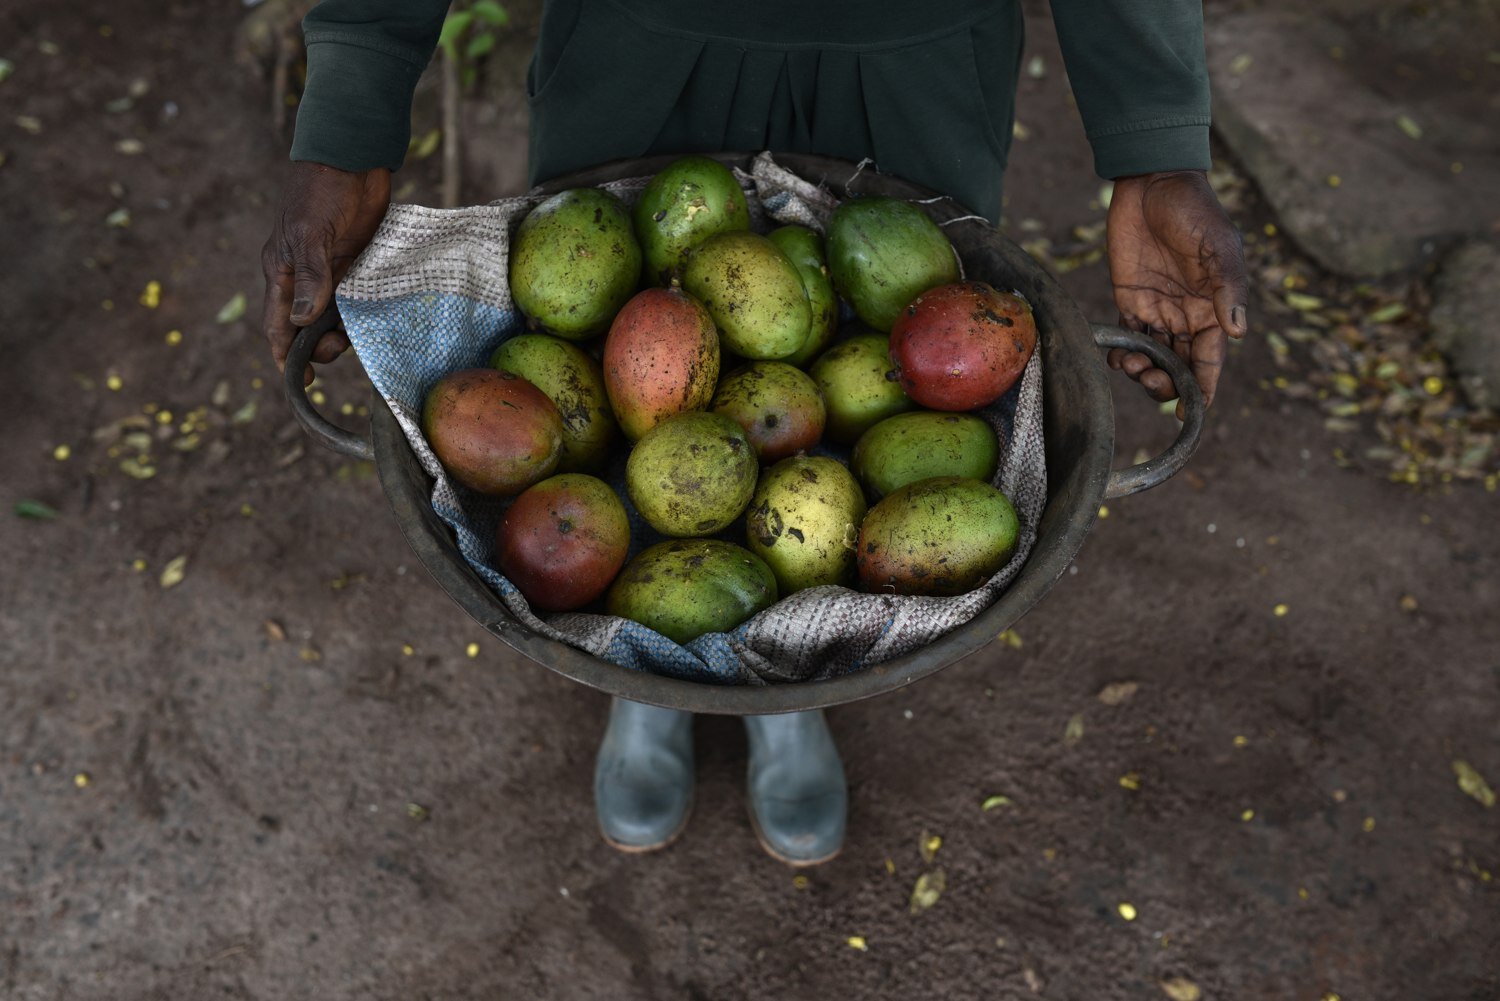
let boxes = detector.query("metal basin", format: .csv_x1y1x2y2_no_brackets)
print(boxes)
284,152,1203,715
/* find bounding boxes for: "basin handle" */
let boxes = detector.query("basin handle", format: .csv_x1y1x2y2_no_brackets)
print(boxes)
1092,324,1205,499
282,307,375,462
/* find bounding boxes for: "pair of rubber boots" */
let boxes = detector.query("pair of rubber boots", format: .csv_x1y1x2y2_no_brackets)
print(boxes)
594,698,846,866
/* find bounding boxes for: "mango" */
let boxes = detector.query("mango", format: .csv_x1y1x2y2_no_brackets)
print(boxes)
808,332,915,445
857,477,1019,596
606,539,777,644
767,225,838,367
827,196,959,332
625,411,758,536
710,361,825,463
603,287,720,441
421,369,564,496
633,155,750,286
496,473,630,612
890,281,1037,410
509,188,641,340
682,231,810,360
746,456,866,594
490,334,616,473
851,411,999,500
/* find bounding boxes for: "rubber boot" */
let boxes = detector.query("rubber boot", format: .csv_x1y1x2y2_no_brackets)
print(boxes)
744,709,847,866
594,697,695,852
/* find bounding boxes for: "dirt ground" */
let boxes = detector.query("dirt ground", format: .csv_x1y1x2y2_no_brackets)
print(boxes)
2,2,1497,1000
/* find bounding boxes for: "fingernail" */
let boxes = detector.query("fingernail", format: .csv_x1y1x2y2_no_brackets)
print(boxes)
292,298,314,320
1231,304,1247,332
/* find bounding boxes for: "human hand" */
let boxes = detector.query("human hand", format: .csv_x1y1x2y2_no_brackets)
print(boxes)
1105,169,1249,418
260,162,391,385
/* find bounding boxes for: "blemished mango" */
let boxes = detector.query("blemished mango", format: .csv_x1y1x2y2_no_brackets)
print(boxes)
633,155,750,286
851,411,999,500
496,473,630,612
606,539,777,644
625,411,758,537
603,287,720,442
490,334,617,473
421,369,564,496
808,332,915,445
509,188,641,340
826,196,959,332
857,477,1019,596
745,456,866,594
682,231,810,360
710,361,825,463
890,281,1037,411
767,225,838,368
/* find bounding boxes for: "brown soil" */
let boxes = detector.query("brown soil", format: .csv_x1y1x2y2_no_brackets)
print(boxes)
2,1,1495,999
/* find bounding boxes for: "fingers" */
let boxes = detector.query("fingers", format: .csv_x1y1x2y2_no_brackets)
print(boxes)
289,230,334,327
312,329,350,365
1188,326,1228,410
261,222,347,376
1205,219,1250,341
261,238,297,372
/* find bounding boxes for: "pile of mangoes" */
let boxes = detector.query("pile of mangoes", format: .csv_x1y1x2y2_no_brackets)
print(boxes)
421,157,1036,645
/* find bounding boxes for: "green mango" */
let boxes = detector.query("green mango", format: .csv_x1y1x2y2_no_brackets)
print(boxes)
509,188,642,340
856,477,1020,596
745,456,866,594
767,225,838,367
851,411,999,500
808,333,916,445
633,156,750,286
682,232,811,360
491,334,617,473
625,411,758,536
826,196,960,332
607,539,778,644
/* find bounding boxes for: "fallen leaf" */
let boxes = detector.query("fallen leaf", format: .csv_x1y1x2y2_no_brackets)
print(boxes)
104,207,130,228
263,620,286,642
1395,114,1423,140
846,935,868,952
908,868,945,913
216,292,247,324
1230,53,1253,74
0,58,13,84
1453,760,1496,808
1063,713,1085,746
1160,977,1202,1001
231,400,258,425
1097,681,1139,705
15,499,59,520
981,794,1013,811
1367,302,1408,324
405,802,431,822
1285,291,1324,312
159,555,187,588
114,138,144,155
920,832,941,862
409,127,441,160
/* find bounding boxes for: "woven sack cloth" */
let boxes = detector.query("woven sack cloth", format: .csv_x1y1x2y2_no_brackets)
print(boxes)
336,153,1046,686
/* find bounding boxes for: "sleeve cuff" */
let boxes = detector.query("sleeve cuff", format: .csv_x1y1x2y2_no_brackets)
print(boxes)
1088,122,1211,180
290,39,426,172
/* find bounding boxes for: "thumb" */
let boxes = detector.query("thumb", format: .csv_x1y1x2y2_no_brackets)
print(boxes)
1207,230,1251,340
289,231,333,326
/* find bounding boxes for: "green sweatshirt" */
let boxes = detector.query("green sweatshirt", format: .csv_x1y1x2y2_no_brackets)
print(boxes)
291,0,1211,221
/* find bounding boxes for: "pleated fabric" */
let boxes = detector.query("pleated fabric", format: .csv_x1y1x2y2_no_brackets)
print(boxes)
525,0,1024,221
